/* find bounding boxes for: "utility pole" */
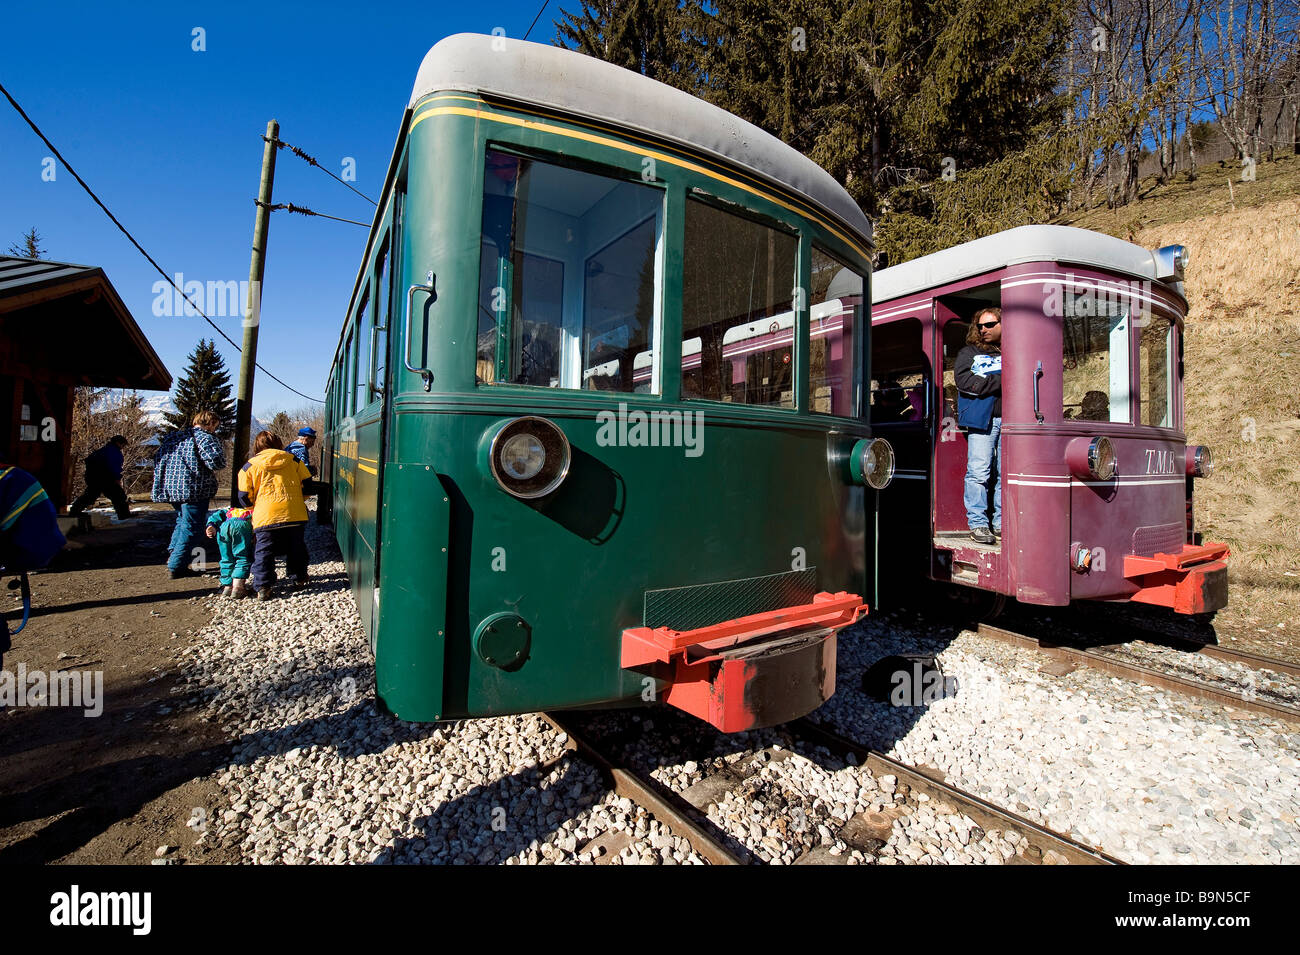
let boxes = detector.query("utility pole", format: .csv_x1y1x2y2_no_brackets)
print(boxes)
231,119,278,505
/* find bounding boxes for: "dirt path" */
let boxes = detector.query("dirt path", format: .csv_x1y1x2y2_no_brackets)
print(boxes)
0,506,240,864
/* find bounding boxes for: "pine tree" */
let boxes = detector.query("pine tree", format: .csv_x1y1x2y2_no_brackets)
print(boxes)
555,0,703,87
690,0,1068,216
163,339,237,438
6,227,46,258
269,411,294,446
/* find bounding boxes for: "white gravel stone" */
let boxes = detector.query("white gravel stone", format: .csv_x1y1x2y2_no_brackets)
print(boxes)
174,515,704,865
816,611,1300,864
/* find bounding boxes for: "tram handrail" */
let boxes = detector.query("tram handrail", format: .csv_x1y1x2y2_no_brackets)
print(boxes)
1033,360,1044,423
404,270,437,391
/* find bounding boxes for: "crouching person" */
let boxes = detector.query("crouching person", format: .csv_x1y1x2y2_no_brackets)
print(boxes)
205,506,254,597
237,431,311,601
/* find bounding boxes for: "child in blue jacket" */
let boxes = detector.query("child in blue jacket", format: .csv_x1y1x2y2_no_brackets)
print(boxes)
205,506,255,597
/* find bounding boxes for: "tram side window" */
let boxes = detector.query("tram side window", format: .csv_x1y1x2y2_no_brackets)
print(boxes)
355,290,370,410
1063,311,1131,423
681,198,797,407
1138,319,1173,427
870,318,928,424
809,248,863,416
373,239,389,396
343,330,355,416
477,148,662,390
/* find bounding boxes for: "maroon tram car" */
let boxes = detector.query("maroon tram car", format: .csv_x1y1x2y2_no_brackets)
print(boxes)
869,225,1229,616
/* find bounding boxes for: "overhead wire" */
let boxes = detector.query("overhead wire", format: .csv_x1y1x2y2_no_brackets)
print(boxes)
0,78,323,403
523,0,551,41
267,135,378,206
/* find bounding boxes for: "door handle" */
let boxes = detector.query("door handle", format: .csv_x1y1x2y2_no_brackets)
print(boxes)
1033,360,1044,423
404,270,436,392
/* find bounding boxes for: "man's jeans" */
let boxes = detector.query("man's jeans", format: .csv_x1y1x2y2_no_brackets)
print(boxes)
167,503,208,571
964,417,1002,530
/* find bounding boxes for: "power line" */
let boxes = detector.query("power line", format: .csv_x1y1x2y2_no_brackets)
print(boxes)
523,0,551,41
0,79,323,404
267,135,377,206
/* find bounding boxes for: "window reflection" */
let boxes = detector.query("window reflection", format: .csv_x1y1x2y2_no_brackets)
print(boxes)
681,198,797,407
811,249,862,416
583,218,656,393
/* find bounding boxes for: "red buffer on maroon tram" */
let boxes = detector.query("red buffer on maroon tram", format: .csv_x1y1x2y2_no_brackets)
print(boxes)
868,225,1229,617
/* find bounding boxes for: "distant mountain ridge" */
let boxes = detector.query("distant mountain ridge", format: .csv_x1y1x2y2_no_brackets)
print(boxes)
95,391,266,440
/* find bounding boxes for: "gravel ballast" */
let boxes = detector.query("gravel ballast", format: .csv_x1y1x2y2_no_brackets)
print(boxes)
817,610,1300,865
176,519,703,865
175,519,1298,865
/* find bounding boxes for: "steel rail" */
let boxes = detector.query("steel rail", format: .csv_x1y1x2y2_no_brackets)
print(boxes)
541,713,745,865
1124,628,1300,678
787,717,1123,866
977,623,1300,725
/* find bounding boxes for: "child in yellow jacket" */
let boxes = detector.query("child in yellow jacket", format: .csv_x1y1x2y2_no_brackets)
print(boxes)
237,431,311,600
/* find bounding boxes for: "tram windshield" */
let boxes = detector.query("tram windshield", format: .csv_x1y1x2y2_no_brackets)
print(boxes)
810,254,863,417
477,149,661,391
1138,319,1175,427
1062,308,1177,427
680,197,798,407
1062,311,1131,423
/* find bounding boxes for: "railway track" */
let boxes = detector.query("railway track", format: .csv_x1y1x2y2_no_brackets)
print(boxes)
977,622,1300,724
785,718,1122,865
542,712,745,865
544,710,1121,865
1111,627,1300,679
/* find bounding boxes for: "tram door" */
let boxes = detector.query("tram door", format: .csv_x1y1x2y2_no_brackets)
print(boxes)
365,194,400,644
869,315,932,604
340,192,400,648
932,283,1002,547
933,300,971,538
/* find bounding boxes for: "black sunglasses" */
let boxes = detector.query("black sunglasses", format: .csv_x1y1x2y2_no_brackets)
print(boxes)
978,319,1000,328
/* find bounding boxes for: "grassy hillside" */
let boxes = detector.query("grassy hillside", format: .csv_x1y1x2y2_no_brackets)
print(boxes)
1065,156,1300,648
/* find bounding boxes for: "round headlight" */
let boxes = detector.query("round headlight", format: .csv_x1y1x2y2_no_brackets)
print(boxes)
1087,436,1117,481
851,437,895,490
500,433,546,480
487,417,571,499
1187,445,1213,478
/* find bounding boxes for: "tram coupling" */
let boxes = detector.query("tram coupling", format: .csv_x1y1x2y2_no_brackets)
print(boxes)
620,592,866,732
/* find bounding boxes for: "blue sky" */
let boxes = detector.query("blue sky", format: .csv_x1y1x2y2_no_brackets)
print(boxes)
1,0,559,417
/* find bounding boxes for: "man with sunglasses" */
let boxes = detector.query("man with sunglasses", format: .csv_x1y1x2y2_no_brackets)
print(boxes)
956,308,1003,544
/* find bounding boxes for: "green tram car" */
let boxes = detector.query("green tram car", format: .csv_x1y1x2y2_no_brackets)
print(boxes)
322,34,894,733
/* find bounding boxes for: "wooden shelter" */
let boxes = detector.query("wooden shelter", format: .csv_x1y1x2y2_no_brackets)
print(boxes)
0,256,171,506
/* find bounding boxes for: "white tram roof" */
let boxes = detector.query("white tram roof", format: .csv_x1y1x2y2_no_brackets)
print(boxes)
410,34,873,248
871,225,1184,304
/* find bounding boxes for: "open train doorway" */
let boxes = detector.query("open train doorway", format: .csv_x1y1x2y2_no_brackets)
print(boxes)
934,283,1002,562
